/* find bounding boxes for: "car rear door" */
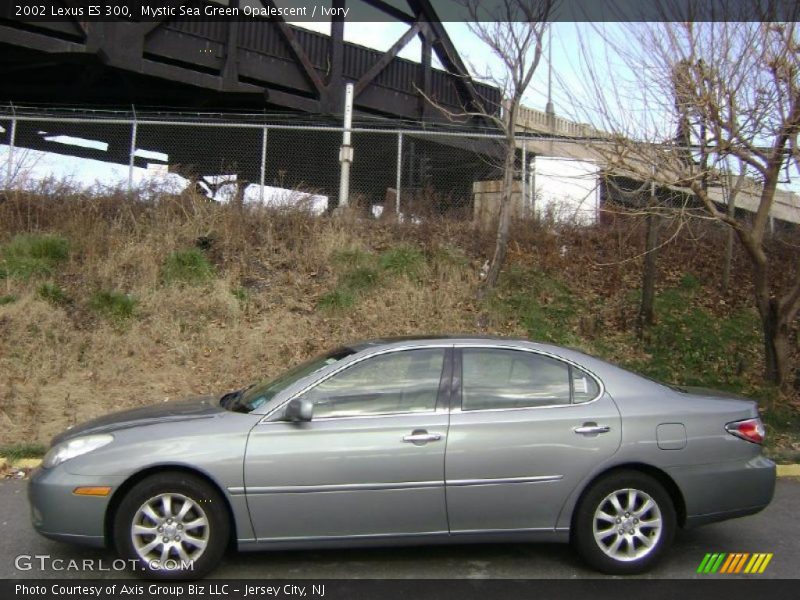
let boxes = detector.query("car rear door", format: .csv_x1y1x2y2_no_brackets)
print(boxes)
244,346,453,541
445,345,622,533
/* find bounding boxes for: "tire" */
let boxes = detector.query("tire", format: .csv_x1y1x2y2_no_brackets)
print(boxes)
571,470,676,575
113,471,230,580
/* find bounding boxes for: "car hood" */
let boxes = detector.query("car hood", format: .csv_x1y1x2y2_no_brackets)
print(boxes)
51,395,223,445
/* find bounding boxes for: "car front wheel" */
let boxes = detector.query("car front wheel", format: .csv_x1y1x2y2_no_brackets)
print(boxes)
113,472,229,580
572,470,676,574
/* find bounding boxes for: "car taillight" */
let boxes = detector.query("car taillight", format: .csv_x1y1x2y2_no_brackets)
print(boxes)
725,418,765,444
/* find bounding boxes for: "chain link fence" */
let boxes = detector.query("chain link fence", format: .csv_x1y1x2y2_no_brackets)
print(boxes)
0,107,605,225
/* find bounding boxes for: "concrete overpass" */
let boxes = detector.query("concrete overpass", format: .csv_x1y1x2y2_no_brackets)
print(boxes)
514,104,800,226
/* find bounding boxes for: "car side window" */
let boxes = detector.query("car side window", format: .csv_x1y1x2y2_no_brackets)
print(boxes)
302,348,446,418
461,348,572,410
572,365,600,403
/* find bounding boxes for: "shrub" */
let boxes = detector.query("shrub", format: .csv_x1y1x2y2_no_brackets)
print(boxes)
90,290,137,321
0,294,17,306
162,248,215,285
1,234,69,279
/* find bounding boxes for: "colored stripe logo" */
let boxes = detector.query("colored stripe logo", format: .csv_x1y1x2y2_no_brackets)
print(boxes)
697,553,773,574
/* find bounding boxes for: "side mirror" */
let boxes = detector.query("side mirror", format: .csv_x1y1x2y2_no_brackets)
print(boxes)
284,398,313,422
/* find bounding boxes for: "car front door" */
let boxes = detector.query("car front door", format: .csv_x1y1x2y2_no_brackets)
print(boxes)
244,346,452,541
445,346,622,533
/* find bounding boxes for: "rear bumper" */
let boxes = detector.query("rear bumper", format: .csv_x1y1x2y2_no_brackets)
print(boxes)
667,455,776,528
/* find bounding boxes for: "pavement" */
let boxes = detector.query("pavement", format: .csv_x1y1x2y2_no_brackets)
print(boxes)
1,477,798,579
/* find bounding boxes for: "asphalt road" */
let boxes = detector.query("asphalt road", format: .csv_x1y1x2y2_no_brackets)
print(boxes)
1,478,798,579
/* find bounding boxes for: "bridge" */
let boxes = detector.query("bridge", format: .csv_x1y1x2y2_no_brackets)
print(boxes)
0,0,505,206
0,0,499,119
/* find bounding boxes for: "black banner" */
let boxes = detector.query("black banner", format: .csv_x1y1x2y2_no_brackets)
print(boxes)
5,580,800,600
0,0,798,23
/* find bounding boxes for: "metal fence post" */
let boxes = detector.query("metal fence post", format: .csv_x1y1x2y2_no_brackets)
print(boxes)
338,83,354,208
396,132,403,216
7,114,17,187
260,126,268,204
127,118,138,193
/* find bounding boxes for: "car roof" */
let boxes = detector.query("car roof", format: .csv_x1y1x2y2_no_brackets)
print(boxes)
344,335,531,352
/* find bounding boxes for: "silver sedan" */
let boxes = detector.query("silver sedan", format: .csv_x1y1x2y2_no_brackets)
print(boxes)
28,337,776,579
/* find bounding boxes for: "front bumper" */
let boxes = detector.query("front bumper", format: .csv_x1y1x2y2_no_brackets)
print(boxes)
28,466,124,548
667,455,776,528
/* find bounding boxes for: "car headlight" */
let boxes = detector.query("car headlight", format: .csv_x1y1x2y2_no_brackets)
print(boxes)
42,434,114,469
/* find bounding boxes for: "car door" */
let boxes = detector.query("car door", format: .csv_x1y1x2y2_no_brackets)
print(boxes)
445,346,621,533
244,346,452,541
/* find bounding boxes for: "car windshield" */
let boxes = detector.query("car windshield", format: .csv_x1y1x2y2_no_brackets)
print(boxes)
224,347,356,413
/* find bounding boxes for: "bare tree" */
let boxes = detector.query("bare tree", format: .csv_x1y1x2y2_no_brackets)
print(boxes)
432,1,553,295
571,17,800,391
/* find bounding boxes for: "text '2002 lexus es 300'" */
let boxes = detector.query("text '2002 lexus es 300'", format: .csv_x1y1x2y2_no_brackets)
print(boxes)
28,336,775,579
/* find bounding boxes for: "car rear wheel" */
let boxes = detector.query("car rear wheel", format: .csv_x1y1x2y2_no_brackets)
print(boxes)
572,470,676,574
113,472,229,580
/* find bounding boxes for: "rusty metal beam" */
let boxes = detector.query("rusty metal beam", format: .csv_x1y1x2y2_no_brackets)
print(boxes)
137,20,168,37
222,0,240,87
354,22,422,97
406,0,487,114
260,0,324,96
0,4,500,122
58,0,89,37
419,26,432,117
328,1,345,86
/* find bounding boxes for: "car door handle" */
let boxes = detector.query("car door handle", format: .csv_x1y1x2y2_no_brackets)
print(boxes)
573,424,611,435
403,431,443,444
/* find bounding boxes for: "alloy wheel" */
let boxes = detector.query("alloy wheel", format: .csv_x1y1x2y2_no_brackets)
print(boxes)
130,492,210,566
592,487,663,562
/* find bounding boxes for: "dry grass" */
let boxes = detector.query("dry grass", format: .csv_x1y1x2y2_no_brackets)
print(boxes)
0,189,797,446
0,191,489,444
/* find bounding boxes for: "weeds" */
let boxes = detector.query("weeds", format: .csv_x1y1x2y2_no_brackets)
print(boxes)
0,234,69,279
318,288,356,311
489,265,582,345
231,287,250,304
37,282,70,307
339,267,380,292
331,248,372,269
624,283,760,391
320,250,380,311
0,442,47,461
319,244,429,312
0,294,17,305
162,248,215,285
379,246,426,280
90,290,137,321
